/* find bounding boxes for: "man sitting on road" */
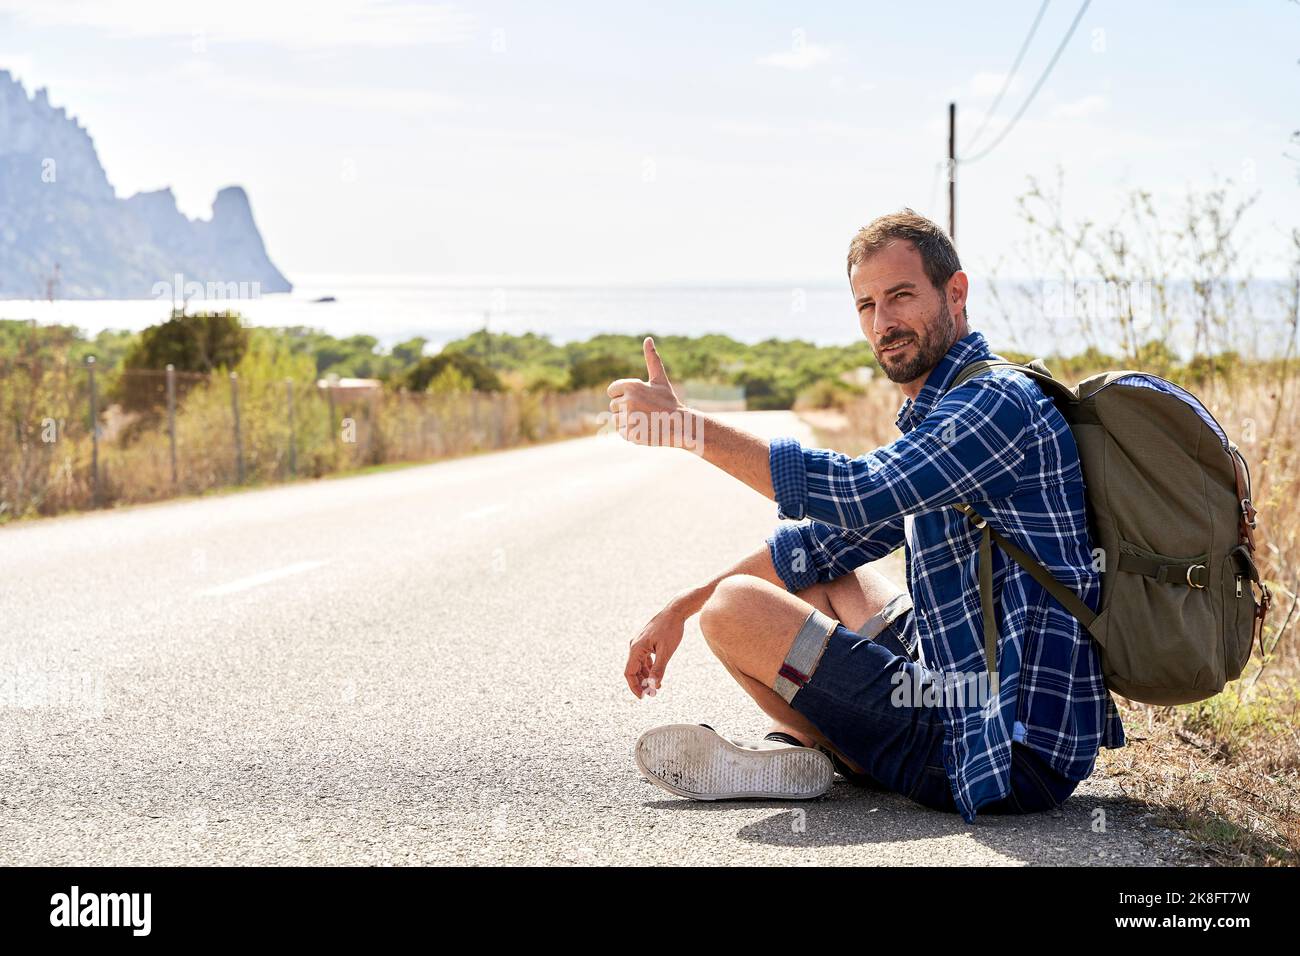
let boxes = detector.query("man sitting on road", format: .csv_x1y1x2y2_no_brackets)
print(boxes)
608,209,1124,822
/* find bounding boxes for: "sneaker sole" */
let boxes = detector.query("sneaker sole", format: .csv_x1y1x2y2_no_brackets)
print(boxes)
635,723,834,801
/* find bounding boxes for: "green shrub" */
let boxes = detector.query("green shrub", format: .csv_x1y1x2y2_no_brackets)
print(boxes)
403,352,502,392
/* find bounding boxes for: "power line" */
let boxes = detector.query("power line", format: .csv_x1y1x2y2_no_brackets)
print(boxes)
960,0,1092,165
963,0,1052,155
927,158,945,219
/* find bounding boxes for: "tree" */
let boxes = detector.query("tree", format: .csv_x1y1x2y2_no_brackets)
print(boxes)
391,337,428,368
123,309,248,373
403,352,502,392
426,364,474,394
566,354,642,391
115,309,249,414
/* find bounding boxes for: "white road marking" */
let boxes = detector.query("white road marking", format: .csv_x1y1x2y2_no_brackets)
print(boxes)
200,560,327,597
462,504,508,520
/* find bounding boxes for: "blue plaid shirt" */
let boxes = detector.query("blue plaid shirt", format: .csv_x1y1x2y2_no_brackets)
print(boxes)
767,330,1124,822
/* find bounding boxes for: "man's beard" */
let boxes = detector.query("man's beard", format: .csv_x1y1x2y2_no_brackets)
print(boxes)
873,306,957,385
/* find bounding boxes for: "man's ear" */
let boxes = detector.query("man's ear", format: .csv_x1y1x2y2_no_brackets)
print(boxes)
947,270,969,321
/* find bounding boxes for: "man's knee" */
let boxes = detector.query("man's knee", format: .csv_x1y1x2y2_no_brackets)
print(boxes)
700,574,767,649
793,580,835,619
808,567,904,635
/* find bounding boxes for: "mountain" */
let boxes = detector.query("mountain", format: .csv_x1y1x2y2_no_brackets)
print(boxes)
0,70,291,299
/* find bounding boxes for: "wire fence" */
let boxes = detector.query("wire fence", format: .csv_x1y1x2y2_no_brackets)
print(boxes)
0,360,610,520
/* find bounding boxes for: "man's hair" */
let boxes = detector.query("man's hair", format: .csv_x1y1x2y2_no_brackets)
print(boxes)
846,209,967,319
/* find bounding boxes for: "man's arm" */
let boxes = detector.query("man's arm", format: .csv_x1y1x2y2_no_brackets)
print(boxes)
607,338,1027,531
764,378,1028,528
624,515,908,698
667,542,786,618
606,337,777,502
623,543,783,698
688,411,775,501
768,517,907,592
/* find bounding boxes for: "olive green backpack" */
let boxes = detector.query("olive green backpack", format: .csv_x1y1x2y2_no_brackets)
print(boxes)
948,358,1271,705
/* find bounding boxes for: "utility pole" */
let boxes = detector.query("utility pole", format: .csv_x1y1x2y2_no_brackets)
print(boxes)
947,102,957,242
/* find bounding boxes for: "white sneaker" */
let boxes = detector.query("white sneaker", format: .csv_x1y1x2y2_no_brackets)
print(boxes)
635,723,834,801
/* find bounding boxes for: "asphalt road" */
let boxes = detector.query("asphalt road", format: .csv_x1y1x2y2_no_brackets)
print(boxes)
0,411,1192,865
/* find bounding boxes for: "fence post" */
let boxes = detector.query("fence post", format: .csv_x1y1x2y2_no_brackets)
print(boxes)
230,371,245,484
397,388,406,460
166,363,178,486
326,379,338,443
470,391,480,448
285,378,297,478
366,390,377,463
86,355,99,507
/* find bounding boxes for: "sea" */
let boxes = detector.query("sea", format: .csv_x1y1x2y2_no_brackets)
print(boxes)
1,274,1295,359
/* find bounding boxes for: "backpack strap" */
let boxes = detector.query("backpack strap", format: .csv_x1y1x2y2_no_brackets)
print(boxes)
951,504,1099,695
950,358,1014,390
1228,445,1271,655
950,356,1059,392
1229,446,1258,553
944,356,1097,693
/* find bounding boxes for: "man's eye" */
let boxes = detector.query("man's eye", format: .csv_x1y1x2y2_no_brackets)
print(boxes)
895,292,911,299
859,302,874,312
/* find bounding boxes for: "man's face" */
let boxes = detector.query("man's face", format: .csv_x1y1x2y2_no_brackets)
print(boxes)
850,240,965,387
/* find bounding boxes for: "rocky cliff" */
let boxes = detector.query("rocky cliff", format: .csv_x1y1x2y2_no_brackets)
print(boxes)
0,70,291,299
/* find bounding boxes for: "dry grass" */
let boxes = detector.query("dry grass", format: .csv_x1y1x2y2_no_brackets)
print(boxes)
1098,693,1300,866
0,362,609,521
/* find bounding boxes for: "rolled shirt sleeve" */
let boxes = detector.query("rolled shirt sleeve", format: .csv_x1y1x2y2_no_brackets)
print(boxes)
770,436,810,521
769,380,1030,530
767,516,907,592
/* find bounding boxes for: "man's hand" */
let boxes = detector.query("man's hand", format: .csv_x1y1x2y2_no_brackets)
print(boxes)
619,548,789,698
624,602,687,698
606,337,691,448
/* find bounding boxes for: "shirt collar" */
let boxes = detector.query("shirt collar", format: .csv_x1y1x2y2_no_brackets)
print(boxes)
893,330,993,432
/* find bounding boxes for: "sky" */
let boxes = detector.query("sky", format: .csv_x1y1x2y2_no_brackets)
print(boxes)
2,0,1298,283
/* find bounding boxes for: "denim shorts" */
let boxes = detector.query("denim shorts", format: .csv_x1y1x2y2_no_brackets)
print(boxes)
778,597,1079,816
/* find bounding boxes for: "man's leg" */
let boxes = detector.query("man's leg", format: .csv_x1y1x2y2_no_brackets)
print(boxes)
698,565,904,754
635,565,920,802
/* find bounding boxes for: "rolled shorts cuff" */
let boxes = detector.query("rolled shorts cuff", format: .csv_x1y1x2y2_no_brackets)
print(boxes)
774,608,838,704
856,592,916,660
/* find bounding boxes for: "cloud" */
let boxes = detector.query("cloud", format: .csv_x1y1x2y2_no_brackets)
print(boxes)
715,117,884,143
0,0,475,49
758,40,832,71
178,59,465,113
966,70,1020,98
715,119,796,138
1049,95,1108,120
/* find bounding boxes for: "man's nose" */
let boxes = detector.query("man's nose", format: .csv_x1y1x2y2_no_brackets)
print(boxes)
871,305,901,339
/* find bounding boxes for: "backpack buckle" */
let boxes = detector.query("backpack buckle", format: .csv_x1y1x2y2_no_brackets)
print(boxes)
1241,498,1257,529
953,503,988,529
1254,583,1273,657
1186,564,1207,589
